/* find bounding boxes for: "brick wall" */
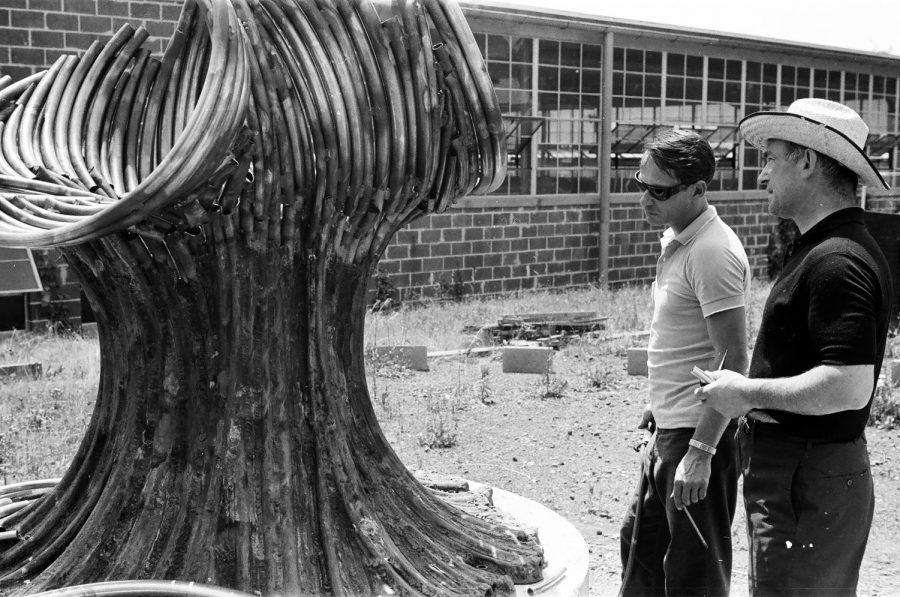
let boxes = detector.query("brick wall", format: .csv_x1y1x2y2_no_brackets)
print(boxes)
606,193,775,286
377,200,601,301
376,192,780,301
0,0,181,80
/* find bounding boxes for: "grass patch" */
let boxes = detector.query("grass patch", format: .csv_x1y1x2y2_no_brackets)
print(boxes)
15,278,899,484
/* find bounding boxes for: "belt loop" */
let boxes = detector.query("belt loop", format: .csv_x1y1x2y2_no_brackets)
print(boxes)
739,415,752,436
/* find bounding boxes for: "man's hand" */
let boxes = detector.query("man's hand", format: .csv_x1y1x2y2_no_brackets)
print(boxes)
638,403,655,432
695,369,752,420
672,450,712,510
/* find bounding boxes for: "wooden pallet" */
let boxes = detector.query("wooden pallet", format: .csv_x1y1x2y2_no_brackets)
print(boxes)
464,311,608,346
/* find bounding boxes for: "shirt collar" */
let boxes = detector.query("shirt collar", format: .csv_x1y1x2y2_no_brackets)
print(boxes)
661,205,718,249
798,207,865,247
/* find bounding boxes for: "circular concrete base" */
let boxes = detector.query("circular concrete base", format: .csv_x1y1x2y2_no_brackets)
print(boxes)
471,482,590,596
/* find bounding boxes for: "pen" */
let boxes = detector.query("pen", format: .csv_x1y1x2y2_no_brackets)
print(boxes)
682,505,709,550
716,350,728,370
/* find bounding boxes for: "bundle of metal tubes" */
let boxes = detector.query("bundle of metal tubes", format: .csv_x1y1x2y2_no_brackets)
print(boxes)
0,0,505,260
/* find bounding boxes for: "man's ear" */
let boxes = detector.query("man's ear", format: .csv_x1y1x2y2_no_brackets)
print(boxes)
798,148,817,179
692,179,708,197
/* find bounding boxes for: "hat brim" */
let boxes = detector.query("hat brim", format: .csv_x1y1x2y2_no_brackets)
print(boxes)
739,111,889,190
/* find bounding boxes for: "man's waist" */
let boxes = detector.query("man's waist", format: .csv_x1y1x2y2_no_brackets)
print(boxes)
741,411,863,445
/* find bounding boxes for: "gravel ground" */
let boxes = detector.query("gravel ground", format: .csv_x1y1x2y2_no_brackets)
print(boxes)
372,341,900,596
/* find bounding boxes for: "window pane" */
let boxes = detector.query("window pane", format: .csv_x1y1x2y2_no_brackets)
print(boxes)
782,65,795,86
511,37,532,62
510,64,532,89
626,72,642,96
626,48,643,72
487,35,510,61
539,40,559,64
537,170,557,193
668,53,685,76
781,87,795,105
858,73,869,91
645,74,661,97
666,76,684,98
539,65,559,90
582,43,602,67
725,81,741,104
538,92,558,113
686,55,703,77
559,67,580,93
726,59,741,79
814,68,827,87
646,51,662,73
613,47,625,70
474,33,486,56
797,67,810,87
583,69,600,94
488,62,508,85
708,57,724,79
747,61,761,81
708,79,724,102
685,77,702,100
559,93,580,111
560,42,580,67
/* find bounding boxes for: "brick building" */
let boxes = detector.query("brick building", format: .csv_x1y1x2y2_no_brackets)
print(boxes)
0,0,899,327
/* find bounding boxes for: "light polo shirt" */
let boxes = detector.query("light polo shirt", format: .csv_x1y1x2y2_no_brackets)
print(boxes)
648,205,750,429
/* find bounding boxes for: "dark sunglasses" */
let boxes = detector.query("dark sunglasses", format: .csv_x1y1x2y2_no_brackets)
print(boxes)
633,171,695,201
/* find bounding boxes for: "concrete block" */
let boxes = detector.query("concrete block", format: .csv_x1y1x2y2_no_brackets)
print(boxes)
502,346,553,374
0,362,42,379
627,347,648,377
373,345,428,371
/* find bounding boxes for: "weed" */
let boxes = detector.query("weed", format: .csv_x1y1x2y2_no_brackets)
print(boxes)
417,392,459,449
541,354,567,399
870,377,900,430
587,360,618,391
475,363,494,405
371,268,399,312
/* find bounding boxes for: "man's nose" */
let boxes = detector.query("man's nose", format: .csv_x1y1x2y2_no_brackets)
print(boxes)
639,191,651,207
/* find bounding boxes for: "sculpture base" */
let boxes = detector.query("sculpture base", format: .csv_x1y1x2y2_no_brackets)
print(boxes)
472,483,590,596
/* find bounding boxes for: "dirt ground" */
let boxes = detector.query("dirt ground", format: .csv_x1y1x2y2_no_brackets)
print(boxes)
371,341,900,596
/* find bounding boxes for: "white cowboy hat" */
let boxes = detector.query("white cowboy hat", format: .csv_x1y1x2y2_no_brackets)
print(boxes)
739,97,889,190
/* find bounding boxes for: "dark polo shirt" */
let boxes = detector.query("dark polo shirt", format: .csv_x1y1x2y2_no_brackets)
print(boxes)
749,207,892,441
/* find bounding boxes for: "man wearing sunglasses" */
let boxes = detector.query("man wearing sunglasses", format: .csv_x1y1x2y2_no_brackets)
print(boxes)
620,129,750,596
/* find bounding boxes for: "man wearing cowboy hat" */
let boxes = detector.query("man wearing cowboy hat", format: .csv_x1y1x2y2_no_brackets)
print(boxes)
697,98,893,595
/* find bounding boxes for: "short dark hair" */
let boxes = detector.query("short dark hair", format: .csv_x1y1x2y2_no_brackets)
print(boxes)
644,129,716,185
783,142,858,192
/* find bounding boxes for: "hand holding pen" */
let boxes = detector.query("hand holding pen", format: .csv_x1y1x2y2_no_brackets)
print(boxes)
691,350,727,385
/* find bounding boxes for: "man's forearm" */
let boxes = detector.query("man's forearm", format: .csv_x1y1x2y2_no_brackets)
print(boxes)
736,364,874,415
691,406,731,448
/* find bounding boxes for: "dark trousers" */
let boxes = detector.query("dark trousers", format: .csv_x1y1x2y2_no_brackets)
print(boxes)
620,427,738,597
738,420,875,597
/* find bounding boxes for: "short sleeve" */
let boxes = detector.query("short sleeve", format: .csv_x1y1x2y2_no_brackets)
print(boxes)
687,237,749,318
807,249,880,366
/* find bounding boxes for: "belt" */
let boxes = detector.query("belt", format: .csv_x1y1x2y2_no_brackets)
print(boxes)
740,414,861,446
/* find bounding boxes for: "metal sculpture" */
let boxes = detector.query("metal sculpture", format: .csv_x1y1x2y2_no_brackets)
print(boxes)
0,0,544,594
